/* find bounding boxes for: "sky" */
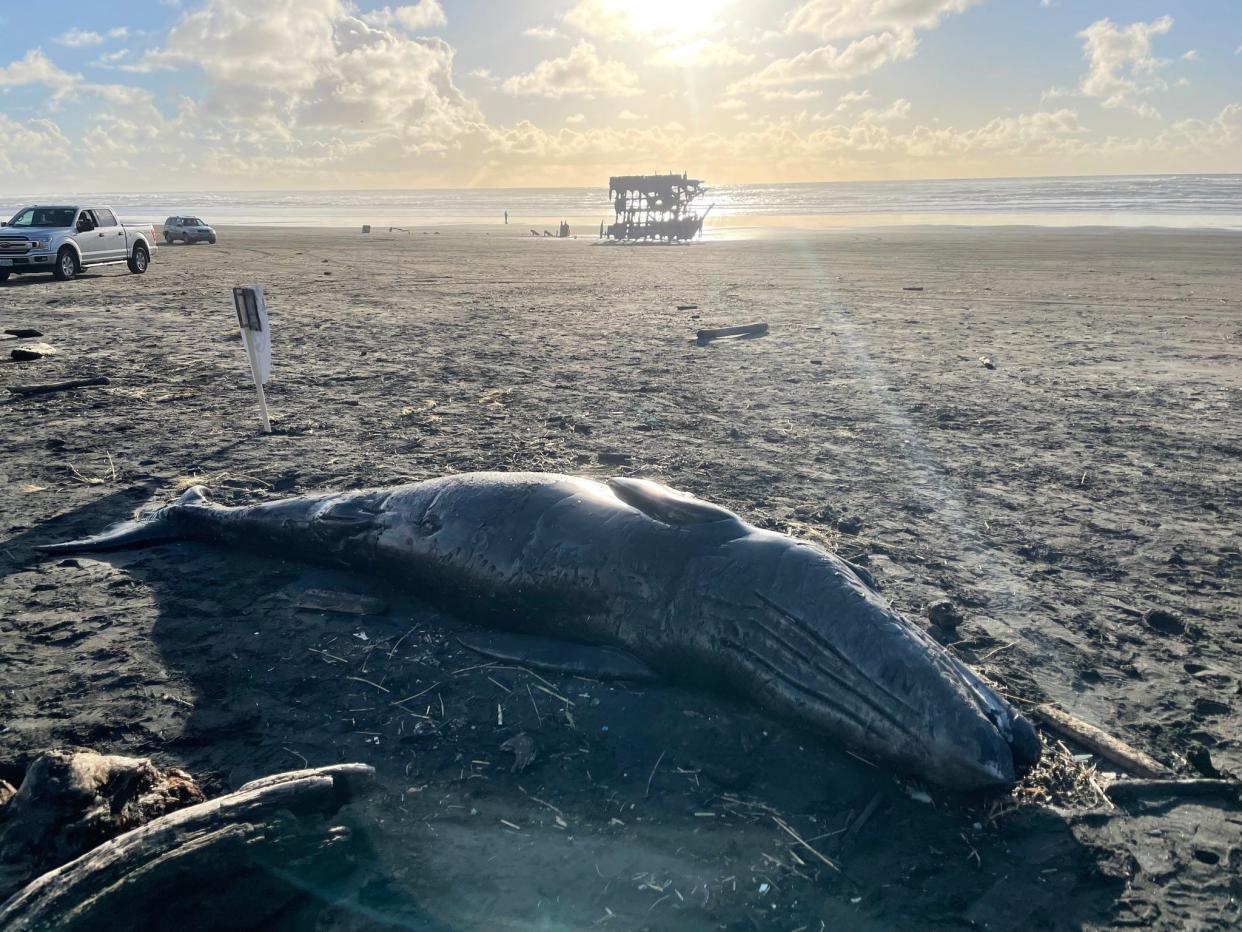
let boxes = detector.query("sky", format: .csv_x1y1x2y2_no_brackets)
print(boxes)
0,0,1238,190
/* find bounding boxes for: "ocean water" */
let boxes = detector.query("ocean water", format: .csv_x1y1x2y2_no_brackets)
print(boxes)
2,174,1239,231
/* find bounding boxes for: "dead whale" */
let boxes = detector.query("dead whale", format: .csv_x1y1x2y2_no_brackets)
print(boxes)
40,472,1040,790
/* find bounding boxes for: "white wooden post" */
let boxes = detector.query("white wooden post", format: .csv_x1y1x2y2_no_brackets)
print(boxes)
232,285,272,434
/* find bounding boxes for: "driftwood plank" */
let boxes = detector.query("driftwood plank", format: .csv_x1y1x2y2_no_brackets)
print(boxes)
696,322,768,342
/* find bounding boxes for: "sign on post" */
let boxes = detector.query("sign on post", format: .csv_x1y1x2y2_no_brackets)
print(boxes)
232,285,272,433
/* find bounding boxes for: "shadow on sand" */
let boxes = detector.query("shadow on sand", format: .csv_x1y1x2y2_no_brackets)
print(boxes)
2,489,1124,930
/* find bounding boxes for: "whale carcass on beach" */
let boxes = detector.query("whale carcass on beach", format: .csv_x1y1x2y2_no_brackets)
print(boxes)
40,472,1041,790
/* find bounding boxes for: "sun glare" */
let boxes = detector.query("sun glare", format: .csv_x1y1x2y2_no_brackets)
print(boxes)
608,0,726,40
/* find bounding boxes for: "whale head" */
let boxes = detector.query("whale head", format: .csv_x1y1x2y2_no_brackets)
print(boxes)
683,530,1041,791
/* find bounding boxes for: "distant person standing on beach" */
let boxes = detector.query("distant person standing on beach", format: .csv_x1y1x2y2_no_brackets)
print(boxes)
504,210,508,224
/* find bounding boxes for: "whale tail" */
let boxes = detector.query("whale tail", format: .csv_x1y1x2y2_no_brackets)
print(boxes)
37,486,212,554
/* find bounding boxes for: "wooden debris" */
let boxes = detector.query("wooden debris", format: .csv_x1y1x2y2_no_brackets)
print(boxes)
903,286,924,291
1104,778,1241,801
500,733,538,773
1033,703,1170,778
4,329,43,339
0,763,374,932
0,750,204,902
773,816,840,873
696,322,769,343
295,588,387,615
7,377,110,397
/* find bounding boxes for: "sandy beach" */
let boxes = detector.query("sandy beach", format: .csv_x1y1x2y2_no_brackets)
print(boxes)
2,224,1240,929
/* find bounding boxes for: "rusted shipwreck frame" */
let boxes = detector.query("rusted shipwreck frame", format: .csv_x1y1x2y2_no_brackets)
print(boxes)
605,172,711,242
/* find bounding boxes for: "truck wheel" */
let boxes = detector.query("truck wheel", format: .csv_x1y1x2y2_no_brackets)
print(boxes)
128,243,150,274
164,233,173,244
53,248,77,281
0,271,10,282
208,236,216,245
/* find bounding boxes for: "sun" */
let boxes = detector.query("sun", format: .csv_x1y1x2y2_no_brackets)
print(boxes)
602,0,728,41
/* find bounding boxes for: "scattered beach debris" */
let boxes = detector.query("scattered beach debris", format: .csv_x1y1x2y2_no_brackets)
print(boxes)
903,286,924,291
836,514,863,534
500,733,538,772
696,322,769,344
927,599,963,630
7,377,110,397
4,328,43,339
677,304,698,310
979,355,996,369
0,763,374,931
10,343,57,361
1033,703,1170,778
295,588,388,616
597,451,632,466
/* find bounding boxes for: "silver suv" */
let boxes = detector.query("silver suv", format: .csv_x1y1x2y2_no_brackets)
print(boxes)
163,216,216,245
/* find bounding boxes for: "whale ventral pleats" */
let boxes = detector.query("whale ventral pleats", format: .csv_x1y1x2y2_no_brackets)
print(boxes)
606,477,741,527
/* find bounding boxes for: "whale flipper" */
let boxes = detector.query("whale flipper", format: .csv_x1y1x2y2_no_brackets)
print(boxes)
607,477,739,527
37,486,211,554
842,559,881,592
457,631,658,682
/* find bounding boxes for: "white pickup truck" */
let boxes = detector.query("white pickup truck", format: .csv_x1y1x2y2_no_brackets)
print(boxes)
0,205,157,282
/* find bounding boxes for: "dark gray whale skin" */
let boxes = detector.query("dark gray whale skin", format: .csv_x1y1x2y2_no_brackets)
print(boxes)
40,472,1039,790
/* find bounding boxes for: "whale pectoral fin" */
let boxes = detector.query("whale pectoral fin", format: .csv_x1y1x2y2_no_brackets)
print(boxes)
606,477,740,527
457,631,659,683
842,559,881,593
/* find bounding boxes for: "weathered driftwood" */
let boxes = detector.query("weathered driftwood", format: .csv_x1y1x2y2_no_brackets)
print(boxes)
0,749,203,900
1033,703,1170,778
696,322,769,343
1104,778,1242,801
0,763,374,932
7,377,110,397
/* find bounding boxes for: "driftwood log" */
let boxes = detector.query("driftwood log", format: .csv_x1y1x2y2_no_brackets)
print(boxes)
1104,778,1242,802
7,377,110,397
0,749,204,900
1033,703,1170,778
0,762,374,932
696,322,768,343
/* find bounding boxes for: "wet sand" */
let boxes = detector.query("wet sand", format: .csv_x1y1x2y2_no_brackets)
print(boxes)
2,224,1240,929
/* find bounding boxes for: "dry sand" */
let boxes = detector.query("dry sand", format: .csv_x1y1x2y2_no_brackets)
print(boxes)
1,224,1240,929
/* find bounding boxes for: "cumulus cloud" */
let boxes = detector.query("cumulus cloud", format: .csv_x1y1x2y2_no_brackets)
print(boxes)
524,25,566,40
55,28,104,47
564,0,654,39
0,114,72,177
362,1,447,31
655,38,754,67
1077,16,1174,117
730,30,917,91
146,0,473,136
786,0,984,40
501,42,640,98
861,97,912,121
0,49,81,90
761,88,824,101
